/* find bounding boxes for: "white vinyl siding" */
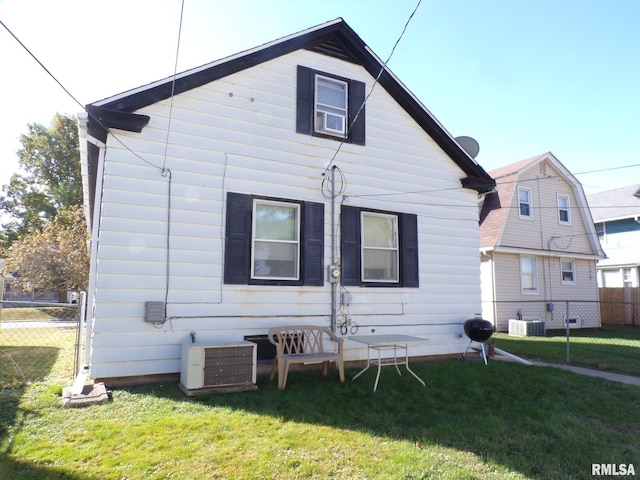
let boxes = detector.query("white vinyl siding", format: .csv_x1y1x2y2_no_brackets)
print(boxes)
86,49,484,379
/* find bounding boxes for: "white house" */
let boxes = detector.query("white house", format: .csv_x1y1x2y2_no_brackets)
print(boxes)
78,19,495,385
587,184,640,288
479,153,605,332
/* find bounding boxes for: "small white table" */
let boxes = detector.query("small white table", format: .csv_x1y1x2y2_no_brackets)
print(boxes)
348,334,428,392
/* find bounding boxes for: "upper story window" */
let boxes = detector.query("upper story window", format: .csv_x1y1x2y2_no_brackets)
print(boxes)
557,194,571,224
518,187,533,219
297,66,366,145
224,192,324,286
520,255,539,294
561,259,576,285
595,223,605,242
315,76,347,137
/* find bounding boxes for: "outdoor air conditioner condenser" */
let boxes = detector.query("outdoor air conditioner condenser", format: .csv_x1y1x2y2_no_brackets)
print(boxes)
179,341,257,395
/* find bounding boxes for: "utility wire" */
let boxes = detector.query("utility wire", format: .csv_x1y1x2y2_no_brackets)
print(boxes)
161,0,186,172
323,0,422,176
1,18,163,172
1,19,84,110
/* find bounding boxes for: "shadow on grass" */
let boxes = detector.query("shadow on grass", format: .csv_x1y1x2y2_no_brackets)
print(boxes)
0,346,60,473
0,455,91,480
122,359,640,479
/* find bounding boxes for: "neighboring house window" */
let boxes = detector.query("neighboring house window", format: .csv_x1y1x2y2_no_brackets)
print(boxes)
361,212,399,283
520,256,539,294
595,223,605,243
224,192,324,286
623,268,634,288
557,194,571,224
296,65,366,145
341,205,418,287
518,187,533,219
561,259,576,285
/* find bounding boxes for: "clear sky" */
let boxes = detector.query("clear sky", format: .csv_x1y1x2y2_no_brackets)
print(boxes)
1,0,638,196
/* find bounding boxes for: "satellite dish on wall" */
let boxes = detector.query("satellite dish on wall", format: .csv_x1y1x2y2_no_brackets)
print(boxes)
455,136,480,159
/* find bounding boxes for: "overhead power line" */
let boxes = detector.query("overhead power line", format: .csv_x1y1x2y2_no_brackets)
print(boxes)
1,19,84,110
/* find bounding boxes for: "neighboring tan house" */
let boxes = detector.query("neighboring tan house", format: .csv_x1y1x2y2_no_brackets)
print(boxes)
78,19,495,384
587,185,640,288
479,152,604,332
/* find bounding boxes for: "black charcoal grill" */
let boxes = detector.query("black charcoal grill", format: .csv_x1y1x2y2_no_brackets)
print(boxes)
460,317,494,365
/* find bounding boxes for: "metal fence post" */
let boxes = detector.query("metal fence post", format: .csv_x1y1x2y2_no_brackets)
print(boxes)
565,300,570,364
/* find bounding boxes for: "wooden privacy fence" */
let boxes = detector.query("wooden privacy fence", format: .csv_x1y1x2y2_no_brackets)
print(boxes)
599,287,640,325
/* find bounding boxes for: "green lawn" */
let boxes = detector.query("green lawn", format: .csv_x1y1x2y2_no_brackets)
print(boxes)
493,325,640,376
1,326,640,479
1,306,77,322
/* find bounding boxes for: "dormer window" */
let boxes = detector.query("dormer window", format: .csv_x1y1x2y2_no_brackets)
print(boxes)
296,66,366,145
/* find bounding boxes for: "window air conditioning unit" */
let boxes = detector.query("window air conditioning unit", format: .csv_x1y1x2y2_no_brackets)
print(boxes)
508,318,546,336
179,341,257,395
323,112,345,134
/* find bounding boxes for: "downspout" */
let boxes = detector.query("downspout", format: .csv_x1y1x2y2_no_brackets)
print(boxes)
78,112,107,372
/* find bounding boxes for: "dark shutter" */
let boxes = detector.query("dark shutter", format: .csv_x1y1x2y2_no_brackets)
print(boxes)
400,213,419,287
340,205,361,286
296,65,313,135
224,192,252,284
302,201,324,286
349,79,366,146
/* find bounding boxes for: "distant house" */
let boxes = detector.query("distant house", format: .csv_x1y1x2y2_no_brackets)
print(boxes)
78,19,495,384
479,153,604,332
587,184,640,288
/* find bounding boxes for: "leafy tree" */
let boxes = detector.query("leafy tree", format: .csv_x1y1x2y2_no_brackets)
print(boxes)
1,113,82,251
2,206,89,292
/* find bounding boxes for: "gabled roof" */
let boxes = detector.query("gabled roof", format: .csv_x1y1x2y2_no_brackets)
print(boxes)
479,152,604,257
83,18,494,193
587,184,640,223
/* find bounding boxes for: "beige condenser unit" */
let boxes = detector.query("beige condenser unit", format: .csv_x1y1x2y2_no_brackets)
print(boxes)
179,341,257,395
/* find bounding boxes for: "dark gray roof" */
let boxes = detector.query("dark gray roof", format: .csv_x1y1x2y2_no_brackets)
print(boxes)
587,184,640,222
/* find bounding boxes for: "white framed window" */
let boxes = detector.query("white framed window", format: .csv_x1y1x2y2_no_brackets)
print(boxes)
361,212,399,283
251,199,300,281
518,187,533,219
315,75,347,137
557,194,571,224
561,259,576,285
520,256,539,294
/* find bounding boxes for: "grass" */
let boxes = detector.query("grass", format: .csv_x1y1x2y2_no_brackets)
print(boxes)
1,326,640,479
492,325,640,376
1,307,76,322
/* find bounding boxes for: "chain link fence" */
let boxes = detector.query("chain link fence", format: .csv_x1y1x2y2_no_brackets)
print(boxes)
0,297,84,389
485,300,640,377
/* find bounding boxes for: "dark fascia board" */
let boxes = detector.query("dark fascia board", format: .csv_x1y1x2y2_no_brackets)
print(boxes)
86,105,150,143
87,18,494,193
